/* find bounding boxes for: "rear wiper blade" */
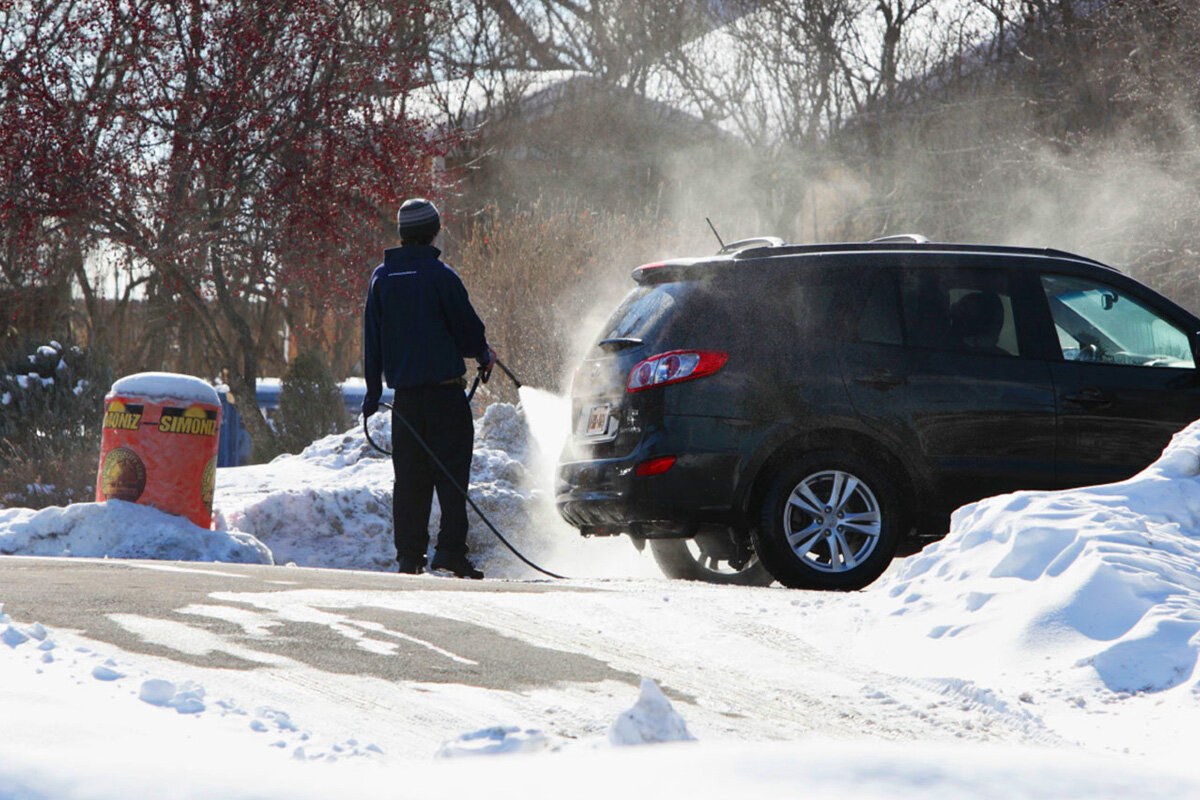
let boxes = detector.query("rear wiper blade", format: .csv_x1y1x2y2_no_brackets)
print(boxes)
598,337,644,351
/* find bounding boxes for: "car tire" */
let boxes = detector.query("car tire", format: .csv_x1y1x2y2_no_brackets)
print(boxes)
752,450,904,590
648,538,775,586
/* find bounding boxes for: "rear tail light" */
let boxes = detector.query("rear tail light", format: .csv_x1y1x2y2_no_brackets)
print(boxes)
627,350,728,392
635,456,677,476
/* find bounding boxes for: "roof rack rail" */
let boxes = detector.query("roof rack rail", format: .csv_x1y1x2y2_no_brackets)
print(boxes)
869,233,930,244
728,241,1120,271
718,236,786,255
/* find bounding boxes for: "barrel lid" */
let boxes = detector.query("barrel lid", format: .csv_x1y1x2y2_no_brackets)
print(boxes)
107,372,219,406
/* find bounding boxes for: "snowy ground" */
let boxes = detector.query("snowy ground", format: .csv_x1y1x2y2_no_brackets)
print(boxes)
212,391,654,580
4,389,1200,797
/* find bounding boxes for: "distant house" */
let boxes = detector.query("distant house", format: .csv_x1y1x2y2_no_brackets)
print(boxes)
414,68,741,213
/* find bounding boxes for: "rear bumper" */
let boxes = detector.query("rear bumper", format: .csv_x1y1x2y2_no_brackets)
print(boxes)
555,418,745,532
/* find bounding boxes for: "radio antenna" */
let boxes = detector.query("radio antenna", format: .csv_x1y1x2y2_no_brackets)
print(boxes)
705,217,726,251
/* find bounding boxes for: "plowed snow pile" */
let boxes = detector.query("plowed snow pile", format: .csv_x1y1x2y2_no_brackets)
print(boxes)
214,399,647,578
850,419,1200,696
214,404,527,573
0,395,645,575
0,499,271,564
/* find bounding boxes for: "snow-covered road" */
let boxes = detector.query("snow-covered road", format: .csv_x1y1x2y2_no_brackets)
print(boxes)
3,555,1199,799
0,556,1046,753
6,397,1200,797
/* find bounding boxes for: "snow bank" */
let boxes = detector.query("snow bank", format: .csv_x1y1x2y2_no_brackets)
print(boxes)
215,403,560,577
0,500,271,564
4,736,1199,800
0,391,643,576
861,419,1200,694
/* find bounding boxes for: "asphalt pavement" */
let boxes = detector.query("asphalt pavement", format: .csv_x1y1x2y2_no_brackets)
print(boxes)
0,556,643,693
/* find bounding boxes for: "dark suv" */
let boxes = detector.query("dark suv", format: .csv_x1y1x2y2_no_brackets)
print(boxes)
555,237,1200,589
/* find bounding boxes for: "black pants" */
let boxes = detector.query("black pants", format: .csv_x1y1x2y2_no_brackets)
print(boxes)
390,384,474,563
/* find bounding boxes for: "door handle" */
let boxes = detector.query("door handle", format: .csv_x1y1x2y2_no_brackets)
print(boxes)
853,369,906,390
1064,388,1113,409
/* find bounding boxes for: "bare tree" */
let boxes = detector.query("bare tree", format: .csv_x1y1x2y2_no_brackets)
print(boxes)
3,0,446,458
424,0,706,120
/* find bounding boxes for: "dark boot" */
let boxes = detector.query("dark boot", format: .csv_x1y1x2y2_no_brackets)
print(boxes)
429,554,483,580
397,555,426,575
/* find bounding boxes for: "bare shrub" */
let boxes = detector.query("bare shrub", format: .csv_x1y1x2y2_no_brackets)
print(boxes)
445,201,706,397
0,440,100,510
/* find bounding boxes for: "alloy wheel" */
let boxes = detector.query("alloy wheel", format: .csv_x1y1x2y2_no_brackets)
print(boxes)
683,538,759,576
782,469,882,573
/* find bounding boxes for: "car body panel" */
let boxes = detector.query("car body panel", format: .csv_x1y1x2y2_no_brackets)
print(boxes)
840,339,1059,511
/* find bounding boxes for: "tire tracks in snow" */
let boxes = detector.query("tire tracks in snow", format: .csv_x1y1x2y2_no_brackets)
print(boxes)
343,579,1064,748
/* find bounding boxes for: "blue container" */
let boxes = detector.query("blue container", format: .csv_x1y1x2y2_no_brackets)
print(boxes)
216,380,393,467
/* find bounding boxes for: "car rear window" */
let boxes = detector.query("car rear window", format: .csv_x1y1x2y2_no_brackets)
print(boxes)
599,270,848,354
598,282,693,342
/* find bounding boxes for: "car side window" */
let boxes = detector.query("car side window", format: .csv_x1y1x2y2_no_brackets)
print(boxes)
857,269,903,346
901,269,1022,357
1039,274,1195,368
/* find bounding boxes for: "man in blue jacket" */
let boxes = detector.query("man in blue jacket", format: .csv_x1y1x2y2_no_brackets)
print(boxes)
362,198,495,578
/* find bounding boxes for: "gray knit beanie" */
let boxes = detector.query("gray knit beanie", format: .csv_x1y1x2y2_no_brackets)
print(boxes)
397,198,440,241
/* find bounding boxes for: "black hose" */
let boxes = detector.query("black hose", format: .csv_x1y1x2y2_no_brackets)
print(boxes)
494,357,522,389
364,400,568,580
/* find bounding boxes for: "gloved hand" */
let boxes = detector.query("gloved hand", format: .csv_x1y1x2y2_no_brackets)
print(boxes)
362,395,379,419
478,347,497,384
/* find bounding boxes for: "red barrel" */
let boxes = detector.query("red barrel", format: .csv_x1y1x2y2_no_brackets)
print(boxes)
95,372,221,528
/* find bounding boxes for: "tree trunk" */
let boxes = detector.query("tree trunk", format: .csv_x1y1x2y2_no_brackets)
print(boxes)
227,369,278,463
67,238,102,351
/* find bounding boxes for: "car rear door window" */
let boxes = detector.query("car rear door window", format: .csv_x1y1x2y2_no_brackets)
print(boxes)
857,269,903,346
1039,274,1195,368
901,269,1023,357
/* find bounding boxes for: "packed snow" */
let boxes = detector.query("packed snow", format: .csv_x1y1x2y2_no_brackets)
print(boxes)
108,371,220,405
608,678,696,746
0,499,271,563
213,391,646,578
435,725,554,758
3,570,1200,799
211,402,539,572
856,429,1200,694
5,392,1200,796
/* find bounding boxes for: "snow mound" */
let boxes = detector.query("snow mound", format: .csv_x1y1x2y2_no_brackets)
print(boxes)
215,402,565,577
435,726,552,758
869,419,1200,693
214,450,396,570
608,679,696,746
296,410,394,470
0,500,272,564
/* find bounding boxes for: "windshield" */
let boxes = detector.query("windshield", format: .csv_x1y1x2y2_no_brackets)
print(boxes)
1041,274,1194,368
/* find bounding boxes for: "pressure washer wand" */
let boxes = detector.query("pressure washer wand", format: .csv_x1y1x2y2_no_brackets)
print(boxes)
494,357,522,389
470,356,519,399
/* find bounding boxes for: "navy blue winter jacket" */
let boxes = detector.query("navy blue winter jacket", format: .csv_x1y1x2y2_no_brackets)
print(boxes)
362,245,489,409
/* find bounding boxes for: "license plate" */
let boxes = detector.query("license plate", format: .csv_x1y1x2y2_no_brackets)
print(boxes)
585,404,611,437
